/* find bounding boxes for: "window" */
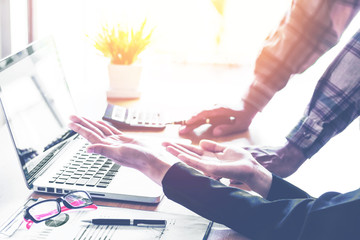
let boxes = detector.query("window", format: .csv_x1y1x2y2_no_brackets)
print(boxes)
3,0,294,65
0,0,11,58
3,0,292,93
32,0,291,65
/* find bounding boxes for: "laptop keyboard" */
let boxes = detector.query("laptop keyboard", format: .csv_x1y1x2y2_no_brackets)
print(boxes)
27,142,67,180
49,143,120,188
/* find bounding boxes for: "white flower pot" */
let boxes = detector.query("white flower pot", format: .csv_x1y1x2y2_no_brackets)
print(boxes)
107,64,142,99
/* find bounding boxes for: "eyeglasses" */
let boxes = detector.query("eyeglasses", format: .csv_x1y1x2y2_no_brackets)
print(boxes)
23,191,97,230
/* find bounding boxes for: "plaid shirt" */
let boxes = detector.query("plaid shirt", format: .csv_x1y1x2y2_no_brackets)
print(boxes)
242,0,360,158
287,30,360,158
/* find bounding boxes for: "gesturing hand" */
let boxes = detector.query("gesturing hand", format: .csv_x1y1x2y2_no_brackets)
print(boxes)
162,140,272,197
179,102,258,136
68,115,172,185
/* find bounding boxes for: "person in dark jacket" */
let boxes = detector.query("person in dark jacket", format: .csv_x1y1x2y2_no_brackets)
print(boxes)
69,115,360,240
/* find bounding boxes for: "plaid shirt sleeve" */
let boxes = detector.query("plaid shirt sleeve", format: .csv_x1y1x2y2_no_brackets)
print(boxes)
242,0,360,111
287,29,360,158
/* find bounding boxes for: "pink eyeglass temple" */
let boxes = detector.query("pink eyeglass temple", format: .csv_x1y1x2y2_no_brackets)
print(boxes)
24,203,98,230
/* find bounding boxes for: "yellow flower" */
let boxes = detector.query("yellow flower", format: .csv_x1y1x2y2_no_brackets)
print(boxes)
211,0,226,16
89,19,153,65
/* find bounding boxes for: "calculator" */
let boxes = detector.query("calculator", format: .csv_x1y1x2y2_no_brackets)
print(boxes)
102,104,166,131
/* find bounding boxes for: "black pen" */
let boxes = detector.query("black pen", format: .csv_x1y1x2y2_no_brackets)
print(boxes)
170,116,236,126
82,218,167,227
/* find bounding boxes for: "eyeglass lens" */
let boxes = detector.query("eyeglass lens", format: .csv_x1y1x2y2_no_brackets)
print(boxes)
64,191,92,208
28,191,92,222
28,201,60,221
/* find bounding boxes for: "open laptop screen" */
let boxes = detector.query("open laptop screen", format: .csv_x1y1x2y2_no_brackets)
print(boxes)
0,38,76,185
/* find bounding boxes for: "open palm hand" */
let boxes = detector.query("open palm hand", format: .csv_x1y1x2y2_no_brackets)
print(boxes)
163,140,258,184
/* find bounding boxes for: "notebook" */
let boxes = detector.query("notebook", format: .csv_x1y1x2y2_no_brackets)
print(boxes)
0,37,163,203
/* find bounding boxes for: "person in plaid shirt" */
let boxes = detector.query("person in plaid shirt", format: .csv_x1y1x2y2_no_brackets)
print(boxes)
68,2,360,238
180,0,360,177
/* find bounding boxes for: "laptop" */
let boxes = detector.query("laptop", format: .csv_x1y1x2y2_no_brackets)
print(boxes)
0,37,163,203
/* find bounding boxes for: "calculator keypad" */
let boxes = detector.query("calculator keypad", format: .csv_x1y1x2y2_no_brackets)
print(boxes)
110,105,165,128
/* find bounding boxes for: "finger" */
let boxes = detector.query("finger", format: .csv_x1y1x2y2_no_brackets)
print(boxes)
82,117,115,137
179,124,198,134
180,153,228,180
181,112,212,129
185,110,213,125
70,117,133,144
212,124,235,137
68,122,103,143
186,104,231,124
69,115,105,138
187,105,235,124
86,119,113,136
179,109,217,134
165,145,201,159
108,134,135,143
199,140,226,153
87,143,146,170
177,153,211,174
212,124,243,136
180,108,234,135
163,141,204,156
165,146,183,158
97,120,123,135
175,142,204,155
93,120,129,140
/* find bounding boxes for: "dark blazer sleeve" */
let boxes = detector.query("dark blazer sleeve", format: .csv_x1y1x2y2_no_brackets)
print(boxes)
162,162,360,240
267,174,312,200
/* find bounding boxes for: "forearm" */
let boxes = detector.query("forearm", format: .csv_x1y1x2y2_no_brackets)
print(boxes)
287,29,360,158
246,162,273,198
162,163,311,239
244,0,360,111
139,150,176,186
162,163,360,239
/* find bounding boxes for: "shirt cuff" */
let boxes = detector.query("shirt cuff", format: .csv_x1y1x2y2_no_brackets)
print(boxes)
162,162,204,194
286,116,324,158
161,162,196,198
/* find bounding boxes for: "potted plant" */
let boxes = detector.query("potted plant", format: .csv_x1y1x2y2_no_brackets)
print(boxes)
89,19,153,99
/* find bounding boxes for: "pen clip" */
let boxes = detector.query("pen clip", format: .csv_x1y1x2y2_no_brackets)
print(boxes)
134,219,167,227
136,223,167,228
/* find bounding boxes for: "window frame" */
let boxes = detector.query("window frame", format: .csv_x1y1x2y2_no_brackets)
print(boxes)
0,0,11,58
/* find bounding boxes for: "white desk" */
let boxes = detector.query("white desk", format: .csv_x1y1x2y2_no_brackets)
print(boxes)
1,62,359,239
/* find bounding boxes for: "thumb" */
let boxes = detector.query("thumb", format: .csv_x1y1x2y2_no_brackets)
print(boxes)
212,124,239,136
199,140,226,153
